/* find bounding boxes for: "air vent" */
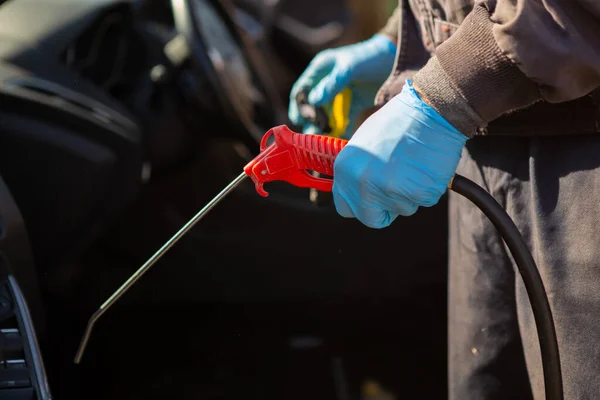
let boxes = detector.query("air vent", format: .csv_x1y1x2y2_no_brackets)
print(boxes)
61,7,147,96
0,276,51,399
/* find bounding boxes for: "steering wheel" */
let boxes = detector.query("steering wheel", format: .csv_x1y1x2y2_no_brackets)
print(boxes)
170,0,285,145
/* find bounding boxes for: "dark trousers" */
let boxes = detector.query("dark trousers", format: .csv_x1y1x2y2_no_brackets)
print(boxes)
449,135,600,400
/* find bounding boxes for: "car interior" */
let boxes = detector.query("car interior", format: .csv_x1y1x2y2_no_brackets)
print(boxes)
0,0,449,398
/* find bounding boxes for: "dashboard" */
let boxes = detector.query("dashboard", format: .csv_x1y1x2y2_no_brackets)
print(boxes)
0,0,154,273
0,0,283,274
0,0,137,113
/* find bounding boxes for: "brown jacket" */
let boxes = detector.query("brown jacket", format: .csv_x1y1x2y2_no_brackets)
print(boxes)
376,0,600,137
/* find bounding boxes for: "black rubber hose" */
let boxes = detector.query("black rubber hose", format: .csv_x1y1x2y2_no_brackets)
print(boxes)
449,174,563,400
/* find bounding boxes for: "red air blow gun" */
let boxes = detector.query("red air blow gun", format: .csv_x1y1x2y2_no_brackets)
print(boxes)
244,125,347,196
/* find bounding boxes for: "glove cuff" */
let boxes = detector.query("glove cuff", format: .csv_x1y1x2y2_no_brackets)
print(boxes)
402,80,469,145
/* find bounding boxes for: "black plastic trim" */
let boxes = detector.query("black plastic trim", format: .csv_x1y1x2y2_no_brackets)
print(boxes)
7,276,52,400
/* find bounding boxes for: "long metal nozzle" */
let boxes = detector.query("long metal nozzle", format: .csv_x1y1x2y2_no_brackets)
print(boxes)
74,172,248,364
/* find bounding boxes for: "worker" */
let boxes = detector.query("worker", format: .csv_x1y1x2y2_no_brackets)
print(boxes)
289,1,600,399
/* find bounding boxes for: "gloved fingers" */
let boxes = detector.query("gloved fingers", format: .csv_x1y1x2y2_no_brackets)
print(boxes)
290,52,336,98
288,99,303,126
288,51,336,126
303,123,322,135
386,196,419,217
355,207,398,229
303,50,337,78
333,184,402,229
308,65,351,106
332,185,355,218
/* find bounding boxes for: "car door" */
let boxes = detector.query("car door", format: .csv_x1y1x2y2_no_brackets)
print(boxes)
0,174,51,400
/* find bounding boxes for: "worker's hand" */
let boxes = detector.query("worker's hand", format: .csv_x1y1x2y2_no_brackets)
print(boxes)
332,80,468,228
288,34,396,138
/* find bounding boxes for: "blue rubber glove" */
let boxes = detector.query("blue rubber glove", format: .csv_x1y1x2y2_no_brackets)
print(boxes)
332,80,468,228
288,34,396,138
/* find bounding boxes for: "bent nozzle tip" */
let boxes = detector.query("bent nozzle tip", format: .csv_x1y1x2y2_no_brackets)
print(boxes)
73,313,100,364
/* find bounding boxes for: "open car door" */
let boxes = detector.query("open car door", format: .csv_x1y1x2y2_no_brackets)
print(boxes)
0,174,51,400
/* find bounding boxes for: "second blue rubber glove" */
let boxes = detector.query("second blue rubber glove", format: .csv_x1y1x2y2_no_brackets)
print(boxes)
288,34,396,138
332,80,468,229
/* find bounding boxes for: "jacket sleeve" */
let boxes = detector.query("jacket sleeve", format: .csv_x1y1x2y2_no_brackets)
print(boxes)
379,6,401,41
412,1,600,137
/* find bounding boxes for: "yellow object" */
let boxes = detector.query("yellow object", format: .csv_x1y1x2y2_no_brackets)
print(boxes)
361,380,396,400
326,88,353,138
